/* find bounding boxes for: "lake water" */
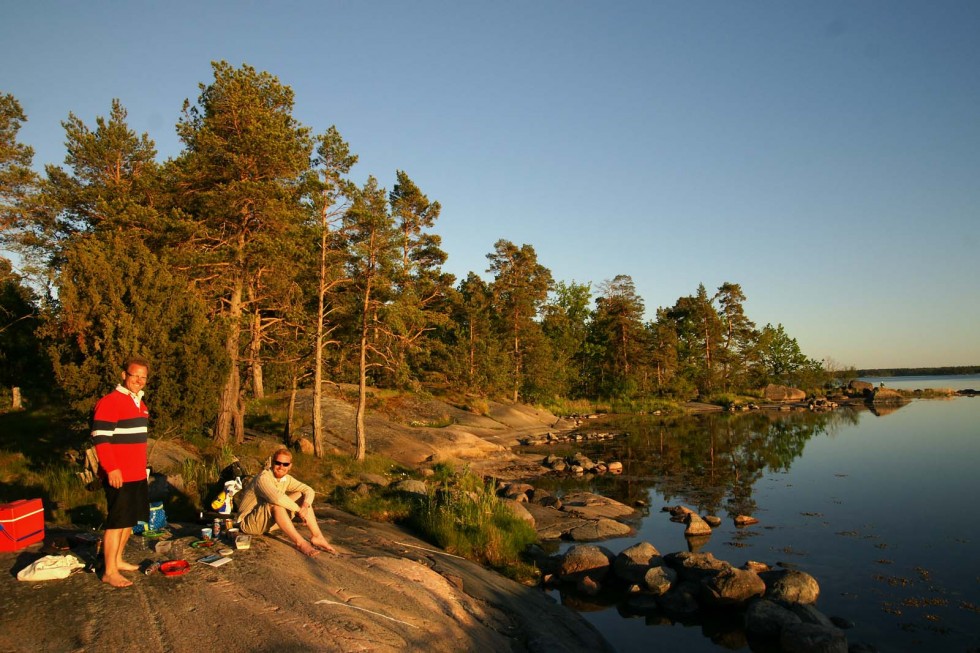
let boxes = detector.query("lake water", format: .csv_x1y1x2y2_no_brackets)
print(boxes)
525,376,980,652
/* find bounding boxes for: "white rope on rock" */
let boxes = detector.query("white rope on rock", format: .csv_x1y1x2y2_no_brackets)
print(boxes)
313,599,419,629
393,541,467,560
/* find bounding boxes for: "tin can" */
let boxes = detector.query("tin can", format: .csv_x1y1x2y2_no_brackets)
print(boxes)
212,518,221,538
144,561,161,575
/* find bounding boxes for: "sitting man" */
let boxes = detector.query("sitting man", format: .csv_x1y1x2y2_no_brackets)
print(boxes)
236,448,336,556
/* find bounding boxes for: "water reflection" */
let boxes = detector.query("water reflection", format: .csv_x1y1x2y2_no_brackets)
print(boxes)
526,407,868,521
523,398,980,653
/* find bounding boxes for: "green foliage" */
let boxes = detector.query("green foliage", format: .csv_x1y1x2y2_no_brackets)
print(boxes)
0,261,46,400
0,92,37,252
44,232,226,432
406,466,537,570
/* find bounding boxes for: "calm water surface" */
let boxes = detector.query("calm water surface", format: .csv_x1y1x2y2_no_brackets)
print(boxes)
527,380,980,652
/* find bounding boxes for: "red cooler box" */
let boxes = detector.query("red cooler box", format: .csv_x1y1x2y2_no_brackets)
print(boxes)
0,498,45,552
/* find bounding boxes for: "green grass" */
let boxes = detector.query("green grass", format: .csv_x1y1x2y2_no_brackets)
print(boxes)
405,465,537,574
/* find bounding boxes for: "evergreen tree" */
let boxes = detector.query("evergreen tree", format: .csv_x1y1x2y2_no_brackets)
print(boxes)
307,126,357,456
0,93,38,261
486,240,552,402
444,272,507,395
541,281,592,397
590,275,648,397
385,171,452,389
173,61,313,444
345,176,400,460
712,282,757,392
0,259,45,404
664,284,724,397
42,99,159,238
43,233,225,432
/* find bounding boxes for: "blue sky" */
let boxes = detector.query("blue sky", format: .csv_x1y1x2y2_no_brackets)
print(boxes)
3,1,978,369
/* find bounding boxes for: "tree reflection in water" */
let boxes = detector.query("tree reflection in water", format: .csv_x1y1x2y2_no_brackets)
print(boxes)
524,408,862,522
521,408,868,652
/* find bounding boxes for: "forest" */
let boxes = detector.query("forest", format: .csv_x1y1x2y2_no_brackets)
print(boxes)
0,62,842,458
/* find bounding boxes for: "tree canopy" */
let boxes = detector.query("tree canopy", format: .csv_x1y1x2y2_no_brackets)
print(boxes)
0,68,839,450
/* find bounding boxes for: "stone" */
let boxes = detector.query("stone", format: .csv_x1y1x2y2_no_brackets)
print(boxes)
391,479,428,496
742,560,771,574
779,622,847,653
537,495,562,510
787,604,835,628
558,544,614,583
761,569,821,604
664,551,732,582
870,387,906,404
703,515,722,527
684,513,713,536
576,575,601,596
607,461,623,474
700,567,766,607
658,581,701,616
560,492,635,520
848,380,873,393
567,518,632,541
500,499,535,526
613,541,663,583
669,505,695,518
734,514,759,526
358,472,390,487
763,384,807,402
297,437,315,455
501,482,534,500
744,599,803,638
643,565,676,596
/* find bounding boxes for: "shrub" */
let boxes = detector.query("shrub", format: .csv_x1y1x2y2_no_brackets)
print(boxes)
406,466,537,571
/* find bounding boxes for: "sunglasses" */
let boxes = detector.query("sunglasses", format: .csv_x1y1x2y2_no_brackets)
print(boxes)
272,460,291,467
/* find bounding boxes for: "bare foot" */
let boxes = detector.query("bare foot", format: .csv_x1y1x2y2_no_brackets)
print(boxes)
102,572,133,588
117,561,139,572
296,541,320,557
310,536,336,554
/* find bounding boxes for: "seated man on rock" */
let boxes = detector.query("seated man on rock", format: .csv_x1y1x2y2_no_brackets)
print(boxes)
236,447,336,556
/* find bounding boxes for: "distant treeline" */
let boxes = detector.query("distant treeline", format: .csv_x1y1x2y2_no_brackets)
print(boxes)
856,366,980,378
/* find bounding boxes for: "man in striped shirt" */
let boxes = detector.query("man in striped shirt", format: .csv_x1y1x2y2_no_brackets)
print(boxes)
236,448,336,557
91,356,150,587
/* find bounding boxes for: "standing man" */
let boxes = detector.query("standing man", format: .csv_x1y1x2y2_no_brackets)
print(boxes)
236,447,336,557
91,356,150,587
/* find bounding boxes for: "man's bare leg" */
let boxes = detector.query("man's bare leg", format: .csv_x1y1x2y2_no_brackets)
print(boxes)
285,492,336,553
102,528,133,587
272,505,319,557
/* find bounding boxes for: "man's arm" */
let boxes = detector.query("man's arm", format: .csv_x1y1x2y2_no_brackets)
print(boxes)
283,476,316,507
253,470,304,512
91,395,120,484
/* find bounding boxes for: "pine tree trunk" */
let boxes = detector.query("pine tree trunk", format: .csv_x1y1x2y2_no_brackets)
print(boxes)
250,308,264,399
312,220,328,457
355,276,372,461
286,372,298,445
215,276,244,444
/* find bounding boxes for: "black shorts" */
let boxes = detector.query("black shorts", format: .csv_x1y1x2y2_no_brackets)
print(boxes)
104,479,149,529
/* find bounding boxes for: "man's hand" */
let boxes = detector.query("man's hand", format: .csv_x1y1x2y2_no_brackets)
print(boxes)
298,503,313,521
107,469,123,489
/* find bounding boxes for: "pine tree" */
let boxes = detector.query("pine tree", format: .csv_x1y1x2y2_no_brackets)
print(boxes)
487,240,552,403
173,62,313,444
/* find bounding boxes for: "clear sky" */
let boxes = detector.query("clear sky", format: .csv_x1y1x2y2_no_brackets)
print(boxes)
2,1,978,369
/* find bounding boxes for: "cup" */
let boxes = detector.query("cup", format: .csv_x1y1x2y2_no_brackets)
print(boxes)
202,527,213,541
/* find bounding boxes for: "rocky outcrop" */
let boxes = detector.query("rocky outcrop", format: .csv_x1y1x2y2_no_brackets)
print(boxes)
505,486,635,542
550,539,851,651
763,384,807,402
848,380,873,393
869,386,908,404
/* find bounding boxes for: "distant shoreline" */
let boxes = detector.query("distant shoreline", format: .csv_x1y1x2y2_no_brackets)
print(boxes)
855,366,979,377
